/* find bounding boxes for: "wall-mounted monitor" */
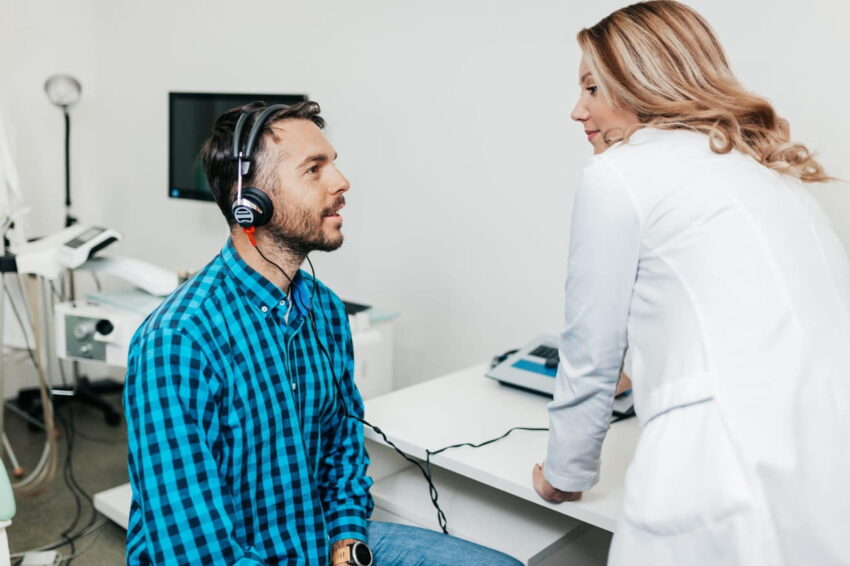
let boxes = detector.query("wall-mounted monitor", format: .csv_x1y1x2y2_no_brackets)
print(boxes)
168,91,307,202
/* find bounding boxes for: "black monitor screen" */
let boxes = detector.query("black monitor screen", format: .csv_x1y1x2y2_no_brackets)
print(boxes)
168,92,307,201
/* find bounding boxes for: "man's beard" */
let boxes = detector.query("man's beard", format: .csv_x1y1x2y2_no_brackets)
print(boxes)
265,198,344,258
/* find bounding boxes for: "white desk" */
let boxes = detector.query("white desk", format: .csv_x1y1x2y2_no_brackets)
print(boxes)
364,364,640,565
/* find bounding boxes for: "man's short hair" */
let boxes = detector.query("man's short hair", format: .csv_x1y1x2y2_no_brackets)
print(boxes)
200,101,325,226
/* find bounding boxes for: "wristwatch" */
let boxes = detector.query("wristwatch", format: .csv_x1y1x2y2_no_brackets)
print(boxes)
331,540,373,566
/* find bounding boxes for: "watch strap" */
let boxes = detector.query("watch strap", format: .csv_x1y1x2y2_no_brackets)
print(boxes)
332,545,351,565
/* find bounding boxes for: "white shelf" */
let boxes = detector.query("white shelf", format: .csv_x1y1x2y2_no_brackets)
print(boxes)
93,482,132,530
371,463,591,565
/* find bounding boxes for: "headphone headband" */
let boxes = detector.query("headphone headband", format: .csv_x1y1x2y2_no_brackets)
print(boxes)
232,103,290,174
244,104,290,161
232,109,256,173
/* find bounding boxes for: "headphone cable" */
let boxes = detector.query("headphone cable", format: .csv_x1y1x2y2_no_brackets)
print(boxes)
249,234,295,291
256,249,552,536
301,255,452,532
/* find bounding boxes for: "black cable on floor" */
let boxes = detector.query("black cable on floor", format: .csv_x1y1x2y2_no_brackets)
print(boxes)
4,274,104,555
55,362,103,556
55,405,82,562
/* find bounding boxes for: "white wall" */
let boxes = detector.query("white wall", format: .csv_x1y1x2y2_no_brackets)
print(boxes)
2,0,849,388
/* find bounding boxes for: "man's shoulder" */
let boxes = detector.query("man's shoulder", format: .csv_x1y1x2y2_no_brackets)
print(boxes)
134,258,232,344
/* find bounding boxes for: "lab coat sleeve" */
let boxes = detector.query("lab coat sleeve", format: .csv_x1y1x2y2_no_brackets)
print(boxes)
544,156,641,492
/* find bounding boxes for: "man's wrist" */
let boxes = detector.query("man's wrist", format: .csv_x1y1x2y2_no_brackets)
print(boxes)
331,538,358,565
332,538,359,552
331,539,372,566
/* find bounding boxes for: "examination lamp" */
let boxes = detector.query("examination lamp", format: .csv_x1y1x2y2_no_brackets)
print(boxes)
44,74,82,227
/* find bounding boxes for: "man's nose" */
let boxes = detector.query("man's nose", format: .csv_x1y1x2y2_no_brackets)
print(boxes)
331,166,350,194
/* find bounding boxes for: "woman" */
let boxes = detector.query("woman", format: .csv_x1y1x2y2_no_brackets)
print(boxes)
532,2,850,564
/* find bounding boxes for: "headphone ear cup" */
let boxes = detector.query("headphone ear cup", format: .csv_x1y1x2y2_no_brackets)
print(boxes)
232,186,274,228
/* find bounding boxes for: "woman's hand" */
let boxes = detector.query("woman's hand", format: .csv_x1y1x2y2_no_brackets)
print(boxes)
616,371,632,396
532,463,582,503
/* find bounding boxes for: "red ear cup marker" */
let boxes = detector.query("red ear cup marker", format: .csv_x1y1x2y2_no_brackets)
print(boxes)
244,226,257,246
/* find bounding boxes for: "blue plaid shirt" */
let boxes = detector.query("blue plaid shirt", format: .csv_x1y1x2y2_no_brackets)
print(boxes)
124,239,373,565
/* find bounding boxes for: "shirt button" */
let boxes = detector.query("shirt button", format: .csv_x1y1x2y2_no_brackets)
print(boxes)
279,300,286,306
261,306,268,313
291,382,297,390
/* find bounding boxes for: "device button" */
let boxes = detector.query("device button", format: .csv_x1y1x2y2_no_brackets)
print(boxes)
73,322,95,340
95,319,115,335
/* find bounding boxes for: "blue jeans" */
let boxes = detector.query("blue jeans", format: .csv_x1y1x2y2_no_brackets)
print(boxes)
368,521,523,566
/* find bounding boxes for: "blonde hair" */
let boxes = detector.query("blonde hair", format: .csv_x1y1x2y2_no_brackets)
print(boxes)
578,0,829,182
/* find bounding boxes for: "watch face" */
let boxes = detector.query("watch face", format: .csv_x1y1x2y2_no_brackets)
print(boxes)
353,542,373,565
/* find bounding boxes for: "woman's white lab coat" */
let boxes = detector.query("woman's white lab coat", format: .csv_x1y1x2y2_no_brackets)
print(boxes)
544,128,850,565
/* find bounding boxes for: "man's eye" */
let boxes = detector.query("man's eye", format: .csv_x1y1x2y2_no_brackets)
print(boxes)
307,165,319,175
586,86,598,95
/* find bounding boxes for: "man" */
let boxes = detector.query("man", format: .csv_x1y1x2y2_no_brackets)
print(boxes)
124,101,521,565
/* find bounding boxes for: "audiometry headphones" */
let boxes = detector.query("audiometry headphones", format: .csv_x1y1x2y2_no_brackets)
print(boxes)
231,104,290,231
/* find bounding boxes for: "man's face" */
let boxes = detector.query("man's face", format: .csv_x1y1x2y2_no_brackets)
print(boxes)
262,119,350,256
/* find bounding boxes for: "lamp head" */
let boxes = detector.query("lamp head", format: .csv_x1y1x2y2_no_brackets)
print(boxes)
44,75,82,109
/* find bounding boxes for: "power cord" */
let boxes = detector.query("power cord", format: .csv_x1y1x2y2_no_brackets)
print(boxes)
54,361,103,565
55,405,81,561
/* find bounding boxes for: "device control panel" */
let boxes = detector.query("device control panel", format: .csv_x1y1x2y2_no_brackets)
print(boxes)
55,301,145,366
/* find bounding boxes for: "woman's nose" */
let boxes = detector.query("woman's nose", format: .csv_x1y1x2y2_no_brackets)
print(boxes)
571,99,589,122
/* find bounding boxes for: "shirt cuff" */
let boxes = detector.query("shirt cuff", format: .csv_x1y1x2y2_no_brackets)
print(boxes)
326,505,369,543
543,463,599,493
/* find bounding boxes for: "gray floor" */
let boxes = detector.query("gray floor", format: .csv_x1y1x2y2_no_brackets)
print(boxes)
5,392,128,565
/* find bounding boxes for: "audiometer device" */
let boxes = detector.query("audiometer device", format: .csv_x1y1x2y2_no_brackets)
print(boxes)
486,334,634,419
486,334,562,396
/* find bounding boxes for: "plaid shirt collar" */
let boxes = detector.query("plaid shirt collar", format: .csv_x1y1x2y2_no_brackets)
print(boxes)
219,238,314,318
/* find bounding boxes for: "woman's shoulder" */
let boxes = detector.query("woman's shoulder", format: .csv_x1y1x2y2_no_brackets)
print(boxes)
596,126,747,177
613,126,708,155
585,126,795,210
